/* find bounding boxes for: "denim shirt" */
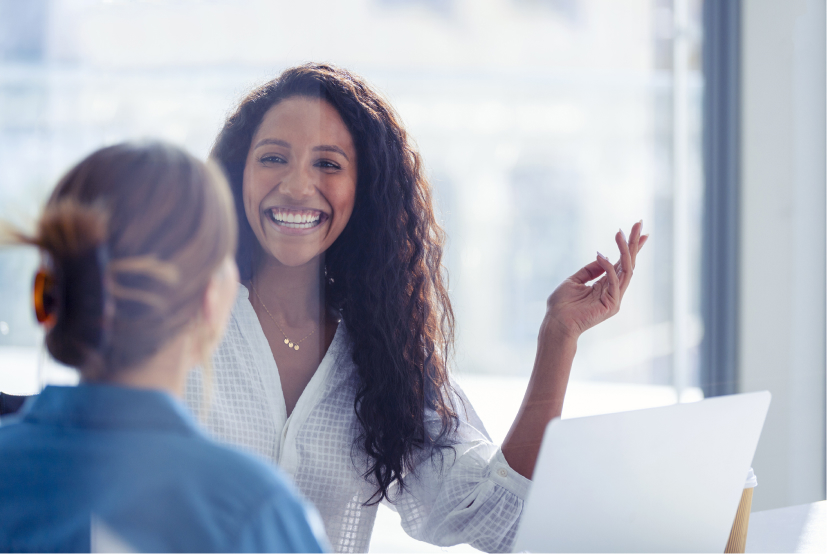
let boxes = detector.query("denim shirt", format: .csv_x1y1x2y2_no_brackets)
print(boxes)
0,383,329,553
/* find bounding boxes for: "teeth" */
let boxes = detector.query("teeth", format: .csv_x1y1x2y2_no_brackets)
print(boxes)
269,209,323,228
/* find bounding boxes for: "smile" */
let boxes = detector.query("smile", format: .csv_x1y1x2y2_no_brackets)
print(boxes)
267,207,328,230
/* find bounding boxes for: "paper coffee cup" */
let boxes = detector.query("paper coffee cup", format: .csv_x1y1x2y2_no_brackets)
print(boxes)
724,468,757,553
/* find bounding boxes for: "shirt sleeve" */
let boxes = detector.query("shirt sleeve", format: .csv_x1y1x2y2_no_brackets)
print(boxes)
235,495,331,553
390,383,532,553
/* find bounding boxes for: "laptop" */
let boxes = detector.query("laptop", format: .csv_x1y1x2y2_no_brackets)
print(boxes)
513,391,771,553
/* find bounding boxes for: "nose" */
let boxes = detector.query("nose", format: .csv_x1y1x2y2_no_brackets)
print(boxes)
279,161,316,200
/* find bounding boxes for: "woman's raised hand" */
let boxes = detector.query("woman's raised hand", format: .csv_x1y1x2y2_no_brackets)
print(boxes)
503,221,647,479
503,221,648,479
542,220,648,341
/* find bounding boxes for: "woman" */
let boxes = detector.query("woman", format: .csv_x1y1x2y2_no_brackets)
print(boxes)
189,63,647,552
0,142,328,552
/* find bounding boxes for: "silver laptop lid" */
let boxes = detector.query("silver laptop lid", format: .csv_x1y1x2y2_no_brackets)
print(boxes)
514,391,771,553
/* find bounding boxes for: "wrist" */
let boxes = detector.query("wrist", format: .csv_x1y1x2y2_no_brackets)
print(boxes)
539,314,581,347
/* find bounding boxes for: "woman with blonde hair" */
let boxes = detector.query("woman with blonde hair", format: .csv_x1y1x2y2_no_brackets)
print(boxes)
0,142,328,552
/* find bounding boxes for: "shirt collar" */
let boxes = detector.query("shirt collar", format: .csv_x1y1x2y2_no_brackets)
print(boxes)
237,281,250,300
22,383,202,436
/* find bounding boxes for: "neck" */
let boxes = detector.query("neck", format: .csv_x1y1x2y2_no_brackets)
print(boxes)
92,334,192,398
250,253,325,326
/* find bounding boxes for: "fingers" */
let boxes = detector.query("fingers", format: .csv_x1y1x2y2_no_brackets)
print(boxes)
617,220,648,273
595,251,620,304
615,229,633,293
570,259,606,285
573,221,648,293
629,220,641,267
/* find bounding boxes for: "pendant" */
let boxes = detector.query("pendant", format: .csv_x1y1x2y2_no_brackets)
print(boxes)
288,341,294,348
283,338,289,345
294,344,300,351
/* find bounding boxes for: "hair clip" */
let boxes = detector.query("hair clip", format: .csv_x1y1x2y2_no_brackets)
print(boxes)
33,267,57,329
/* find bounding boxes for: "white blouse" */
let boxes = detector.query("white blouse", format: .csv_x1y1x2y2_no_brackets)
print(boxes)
185,286,530,553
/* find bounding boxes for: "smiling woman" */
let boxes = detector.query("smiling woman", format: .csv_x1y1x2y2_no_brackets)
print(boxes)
186,63,645,553
193,68,465,529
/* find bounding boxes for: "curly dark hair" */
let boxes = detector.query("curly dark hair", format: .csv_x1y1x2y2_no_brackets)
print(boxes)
211,63,459,504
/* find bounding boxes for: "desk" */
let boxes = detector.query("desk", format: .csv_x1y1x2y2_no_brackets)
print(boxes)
746,501,826,553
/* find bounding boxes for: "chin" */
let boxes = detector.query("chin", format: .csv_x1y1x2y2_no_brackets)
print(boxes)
269,247,325,268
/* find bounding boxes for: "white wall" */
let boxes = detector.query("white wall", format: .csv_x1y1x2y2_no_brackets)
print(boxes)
739,0,826,511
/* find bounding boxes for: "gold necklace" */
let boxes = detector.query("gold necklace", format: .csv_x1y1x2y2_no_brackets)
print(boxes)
251,284,316,352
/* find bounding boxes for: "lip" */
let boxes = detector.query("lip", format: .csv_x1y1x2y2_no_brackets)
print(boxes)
263,206,330,236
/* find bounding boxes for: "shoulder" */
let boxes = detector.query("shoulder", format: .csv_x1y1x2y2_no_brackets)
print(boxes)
0,417,31,467
225,284,254,336
94,433,322,552
0,414,23,432
212,283,272,363
0,405,41,447
180,432,296,498
190,440,329,551
322,318,360,390
198,284,262,379
329,316,355,365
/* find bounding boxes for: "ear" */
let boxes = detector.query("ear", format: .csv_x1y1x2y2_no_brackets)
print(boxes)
201,275,222,333
198,257,239,352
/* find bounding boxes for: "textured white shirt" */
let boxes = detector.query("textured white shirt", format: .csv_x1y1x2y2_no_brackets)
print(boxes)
185,286,531,553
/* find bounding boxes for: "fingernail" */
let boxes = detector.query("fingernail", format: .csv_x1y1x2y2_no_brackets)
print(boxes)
597,251,608,260
619,228,627,242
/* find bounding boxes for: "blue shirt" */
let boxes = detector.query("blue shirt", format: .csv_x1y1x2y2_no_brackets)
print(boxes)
0,384,329,553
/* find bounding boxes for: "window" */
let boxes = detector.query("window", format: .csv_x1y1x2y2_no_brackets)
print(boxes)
0,1,705,549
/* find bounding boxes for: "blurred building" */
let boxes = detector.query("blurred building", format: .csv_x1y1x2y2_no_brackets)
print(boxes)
0,0,705,391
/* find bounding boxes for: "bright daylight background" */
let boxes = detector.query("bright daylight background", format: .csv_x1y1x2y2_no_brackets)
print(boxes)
0,1,705,551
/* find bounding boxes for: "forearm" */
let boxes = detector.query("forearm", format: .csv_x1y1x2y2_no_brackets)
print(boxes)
501,222,645,480
501,322,578,479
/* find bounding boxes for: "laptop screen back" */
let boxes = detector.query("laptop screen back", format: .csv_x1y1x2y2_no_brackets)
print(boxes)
513,391,771,553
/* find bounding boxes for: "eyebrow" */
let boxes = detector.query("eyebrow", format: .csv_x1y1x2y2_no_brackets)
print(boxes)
252,139,350,162
253,138,290,150
313,145,349,161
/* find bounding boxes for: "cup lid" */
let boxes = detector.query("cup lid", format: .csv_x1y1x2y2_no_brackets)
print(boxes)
744,467,757,489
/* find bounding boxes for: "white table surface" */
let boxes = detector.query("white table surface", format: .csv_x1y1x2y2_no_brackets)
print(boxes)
746,500,826,553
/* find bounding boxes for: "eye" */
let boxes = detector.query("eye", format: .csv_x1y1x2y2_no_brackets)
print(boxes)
315,159,341,171
259,154,286,165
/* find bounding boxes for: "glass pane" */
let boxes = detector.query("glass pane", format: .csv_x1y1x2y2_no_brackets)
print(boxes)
0,2,705,549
